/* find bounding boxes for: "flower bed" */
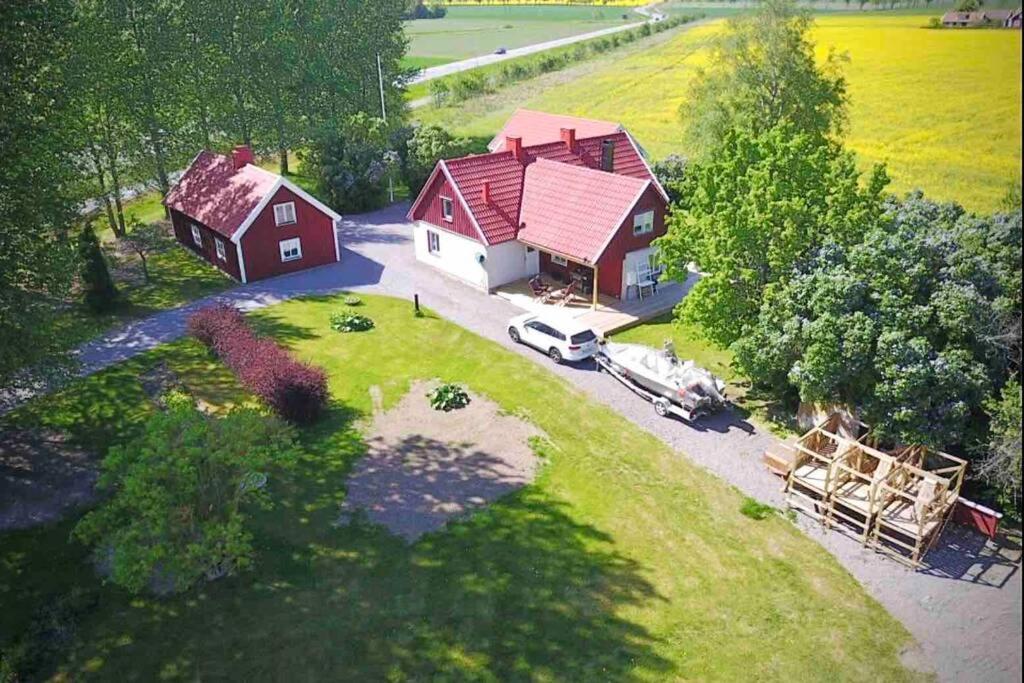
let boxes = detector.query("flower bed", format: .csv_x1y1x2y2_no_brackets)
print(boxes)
188,304,328,424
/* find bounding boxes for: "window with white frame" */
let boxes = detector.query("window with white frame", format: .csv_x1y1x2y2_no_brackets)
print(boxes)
633,210,654,236
441,197,453,222
215,237,227,261
191,224,203,246
427,230,440,255
551,254,568,267
273,201,297,226
279,237,302,262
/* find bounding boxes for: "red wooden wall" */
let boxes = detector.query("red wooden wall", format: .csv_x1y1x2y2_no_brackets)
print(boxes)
170,209,243,281
410,169,482,242
239,185,338,282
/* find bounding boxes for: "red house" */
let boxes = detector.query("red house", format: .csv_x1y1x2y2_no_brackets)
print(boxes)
407,110,669,302
164,146,341,284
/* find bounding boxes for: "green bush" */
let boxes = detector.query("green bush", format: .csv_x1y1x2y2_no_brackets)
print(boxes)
73,402,298,594
450,71,490,101
740,497,776,521
343,295,362,306
428,383,471,412
330,310,375,332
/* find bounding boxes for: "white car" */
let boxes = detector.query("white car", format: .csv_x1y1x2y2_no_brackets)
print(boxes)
507,313,600,363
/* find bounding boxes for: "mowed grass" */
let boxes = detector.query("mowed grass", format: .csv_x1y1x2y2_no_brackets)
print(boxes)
405,4,639,63
416,14,1021,212
0,294,918,680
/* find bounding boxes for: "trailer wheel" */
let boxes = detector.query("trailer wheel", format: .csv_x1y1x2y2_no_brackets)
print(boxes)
654,399,670,417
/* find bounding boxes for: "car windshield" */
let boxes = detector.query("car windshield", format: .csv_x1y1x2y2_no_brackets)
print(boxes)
570,330,597,344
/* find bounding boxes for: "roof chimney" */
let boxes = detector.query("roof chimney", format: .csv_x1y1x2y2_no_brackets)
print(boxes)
481,181,491,204
506,136,524,163
560,127,576,152
232,145,254,170
600,139,615,172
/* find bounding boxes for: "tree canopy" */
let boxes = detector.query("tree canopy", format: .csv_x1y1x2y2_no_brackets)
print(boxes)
682,0,848,154
657,124,889,346
0,0,80,387
734,193,1021,450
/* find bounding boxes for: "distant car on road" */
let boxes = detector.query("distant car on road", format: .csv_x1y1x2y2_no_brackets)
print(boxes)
507,313,600,364
494,47,507,55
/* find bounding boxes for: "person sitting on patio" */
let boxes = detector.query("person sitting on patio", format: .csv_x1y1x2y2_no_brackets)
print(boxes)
552,279,578,307
529,274,550,297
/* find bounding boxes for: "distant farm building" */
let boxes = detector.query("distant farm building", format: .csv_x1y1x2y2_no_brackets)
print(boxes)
941,8,1021,27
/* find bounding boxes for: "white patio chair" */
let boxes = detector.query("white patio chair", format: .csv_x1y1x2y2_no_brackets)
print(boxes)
635,267,656,301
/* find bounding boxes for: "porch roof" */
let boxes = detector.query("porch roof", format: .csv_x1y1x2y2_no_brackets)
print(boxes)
518,159,649,264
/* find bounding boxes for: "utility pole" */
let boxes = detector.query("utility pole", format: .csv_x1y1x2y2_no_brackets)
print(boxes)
377,53,394,203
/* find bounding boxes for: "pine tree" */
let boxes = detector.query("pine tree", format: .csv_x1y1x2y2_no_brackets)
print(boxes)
78,223,119,313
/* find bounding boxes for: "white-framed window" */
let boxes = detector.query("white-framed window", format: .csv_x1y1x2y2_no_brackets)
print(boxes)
191,224,203,247
427,230,440,255
551,254,568,267
633,210,655,236
441,197,454,222
274,201,297,226
215,237,227,261
279,237,302,262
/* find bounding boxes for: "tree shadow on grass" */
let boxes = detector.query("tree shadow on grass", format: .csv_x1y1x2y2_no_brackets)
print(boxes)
40,395,673,680
61,490,673,681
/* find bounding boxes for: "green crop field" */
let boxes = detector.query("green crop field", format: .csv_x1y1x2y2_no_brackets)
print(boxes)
404,5,641,65
416,13,1022,212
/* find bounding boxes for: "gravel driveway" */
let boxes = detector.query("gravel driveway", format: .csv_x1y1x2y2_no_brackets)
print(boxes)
3,202,1020,682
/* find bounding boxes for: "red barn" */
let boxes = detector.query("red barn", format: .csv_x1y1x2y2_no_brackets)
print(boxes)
407,110,669,301
164,146,341,283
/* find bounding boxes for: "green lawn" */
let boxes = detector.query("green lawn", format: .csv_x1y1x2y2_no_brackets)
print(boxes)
2,294,917,680
405,5,640,64
414,13,1021,213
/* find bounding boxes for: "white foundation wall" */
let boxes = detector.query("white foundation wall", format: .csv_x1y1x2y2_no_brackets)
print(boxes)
485,240,532,289
413,221,488,290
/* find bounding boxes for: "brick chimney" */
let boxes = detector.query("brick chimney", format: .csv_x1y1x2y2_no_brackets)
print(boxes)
481,181,491,204
560,127,576,152
506,136,524,163
600,139,615,172
232,145,254,170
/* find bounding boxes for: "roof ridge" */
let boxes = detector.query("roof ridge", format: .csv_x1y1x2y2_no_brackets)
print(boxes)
515,108,622,129
528,156,647,186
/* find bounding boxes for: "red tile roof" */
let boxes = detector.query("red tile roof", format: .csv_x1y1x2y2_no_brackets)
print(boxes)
420,132,660,245
489,109,622,151
518,159,648,264
444,153,524,244
164,151,279,239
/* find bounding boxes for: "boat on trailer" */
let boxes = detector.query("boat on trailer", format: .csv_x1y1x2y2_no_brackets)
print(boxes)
595,340,727,422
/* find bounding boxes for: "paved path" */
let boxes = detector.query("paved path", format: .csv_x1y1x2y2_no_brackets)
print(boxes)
407,2,665,86
4,203,1021,682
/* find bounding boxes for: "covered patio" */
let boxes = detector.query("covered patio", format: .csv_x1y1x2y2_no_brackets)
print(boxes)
492,270,697,335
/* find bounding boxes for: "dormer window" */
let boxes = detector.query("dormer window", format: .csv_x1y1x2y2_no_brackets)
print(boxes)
274,201,297,226
441,197,454,222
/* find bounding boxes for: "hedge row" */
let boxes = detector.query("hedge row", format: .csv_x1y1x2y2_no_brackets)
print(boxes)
188,304,329,424
429,14,703,106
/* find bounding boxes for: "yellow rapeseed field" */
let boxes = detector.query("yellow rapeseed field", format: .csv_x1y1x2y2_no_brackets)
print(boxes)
422,14,1021,212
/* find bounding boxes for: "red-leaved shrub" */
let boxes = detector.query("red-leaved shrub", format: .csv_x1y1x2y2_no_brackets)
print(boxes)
188,304,328,424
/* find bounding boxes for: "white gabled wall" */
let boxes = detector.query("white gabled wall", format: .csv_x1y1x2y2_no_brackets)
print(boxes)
413,221,489,290
485,240,532,289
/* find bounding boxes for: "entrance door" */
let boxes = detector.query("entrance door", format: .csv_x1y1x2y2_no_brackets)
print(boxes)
622,247,655,299
525,247,540,276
